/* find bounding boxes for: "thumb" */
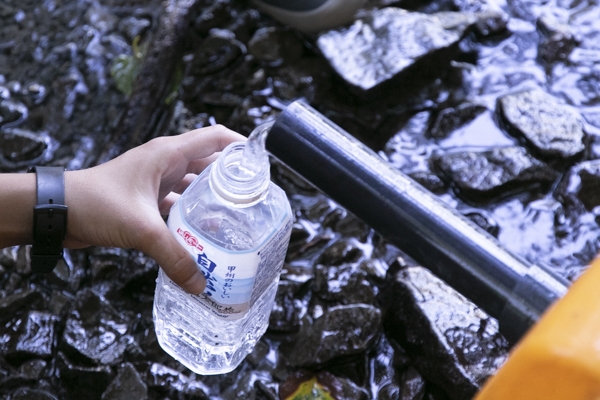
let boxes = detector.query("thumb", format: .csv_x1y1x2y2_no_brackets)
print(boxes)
142,223,206,295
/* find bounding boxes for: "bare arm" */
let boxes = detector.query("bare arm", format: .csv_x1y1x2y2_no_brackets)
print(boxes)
0,125,246,294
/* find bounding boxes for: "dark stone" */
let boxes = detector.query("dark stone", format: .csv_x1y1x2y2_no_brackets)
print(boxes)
381,265,509,400
269,280,303,333
188,33,245,76
429,103,487,139
408,171,448,194
247,27,304,66
0,289,43,323
57,352,113,400
144,363,189,394
7,387,58,400
96,0,205,164
0,246,18,269
555,160,600,213
433,146,557,203
0,99,27,128
0,128,49,169
118,16,152,42
536,14,578,64
316,239,364,266
193,0,232,37
462,210,500,237
316,9,472,93
46,249,85,292
400,367,427,400
227,96,279,136
61,289,132,366
313,263,376,305
285,303,381,367
378,383,401,400
17,358,47,380
496,89,586,160
0,358,48,389
5,311,57,362
323,210,371,242
101,362,148,400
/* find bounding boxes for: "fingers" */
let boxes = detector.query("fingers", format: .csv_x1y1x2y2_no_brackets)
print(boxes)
141,220,206,295
171,173,197,194
186,153,220,175
158,192,179,215
176,125,246,162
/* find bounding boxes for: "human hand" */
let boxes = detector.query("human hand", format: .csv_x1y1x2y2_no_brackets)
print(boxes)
64,125,246,294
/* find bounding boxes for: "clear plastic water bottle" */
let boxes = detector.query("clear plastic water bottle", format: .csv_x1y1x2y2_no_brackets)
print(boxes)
152,122,293,375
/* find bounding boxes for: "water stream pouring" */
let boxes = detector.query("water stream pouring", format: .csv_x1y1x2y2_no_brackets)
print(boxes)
266,100,569,344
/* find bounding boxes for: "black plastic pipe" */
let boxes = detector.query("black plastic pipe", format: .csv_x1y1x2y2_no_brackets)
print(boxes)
266,100,569,344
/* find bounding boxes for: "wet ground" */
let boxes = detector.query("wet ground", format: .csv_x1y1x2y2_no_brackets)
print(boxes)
2,0,600,399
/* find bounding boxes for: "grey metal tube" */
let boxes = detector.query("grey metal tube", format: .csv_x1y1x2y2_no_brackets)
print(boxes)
266,100,569,344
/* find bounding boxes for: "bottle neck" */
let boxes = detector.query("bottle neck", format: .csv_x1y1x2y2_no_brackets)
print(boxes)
209,123,273,207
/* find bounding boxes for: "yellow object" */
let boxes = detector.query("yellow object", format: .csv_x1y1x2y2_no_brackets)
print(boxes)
476,258,600,400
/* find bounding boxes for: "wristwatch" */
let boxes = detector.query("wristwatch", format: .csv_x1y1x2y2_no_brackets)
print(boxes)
28,166,68,273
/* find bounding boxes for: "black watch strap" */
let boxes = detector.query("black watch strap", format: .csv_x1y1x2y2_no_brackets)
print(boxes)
28,166,68,273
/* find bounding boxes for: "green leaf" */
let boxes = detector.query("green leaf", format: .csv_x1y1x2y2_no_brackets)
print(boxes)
284,377,336,400
110,36,146,97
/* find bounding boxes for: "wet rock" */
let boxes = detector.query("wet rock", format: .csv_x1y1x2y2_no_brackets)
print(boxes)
462,210,500,237
188,33,245,76
285,303,381,366
5,311,57,363
61,289,132,366
143,363,189,395
48,290,74,315
17,358,47,380
536,13,578,64
46,250,85,292
0,289,43,323
470,10,509,37
555,160,600,213
118,17,152,42
228,96,279,135
0,128,49,169
97,0,204,163
408,171,448,194
269,280,303,333
401,366,427,400
429,103,487,139
316,8,472,93
316,239,364,266
433,146,557,202
101,362,148,400
85,2,118,34
193,0,233,37
313,263,376,305
323,209,372,241
0,358,48,390
6,387,58,400
247,27,304,66
57,352,113,400
0,99,27,128
22,82,48,107
496,89,586,160
381,265,509,399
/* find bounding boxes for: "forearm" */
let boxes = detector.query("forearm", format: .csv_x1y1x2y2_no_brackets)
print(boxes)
0,173,36,248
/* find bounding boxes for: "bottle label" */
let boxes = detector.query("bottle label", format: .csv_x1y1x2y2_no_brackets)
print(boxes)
166,202,292,320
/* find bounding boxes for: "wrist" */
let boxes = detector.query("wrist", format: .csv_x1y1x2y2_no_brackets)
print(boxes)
0,173,36,247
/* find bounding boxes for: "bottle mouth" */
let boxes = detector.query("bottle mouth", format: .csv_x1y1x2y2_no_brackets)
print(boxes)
209,124,272,206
